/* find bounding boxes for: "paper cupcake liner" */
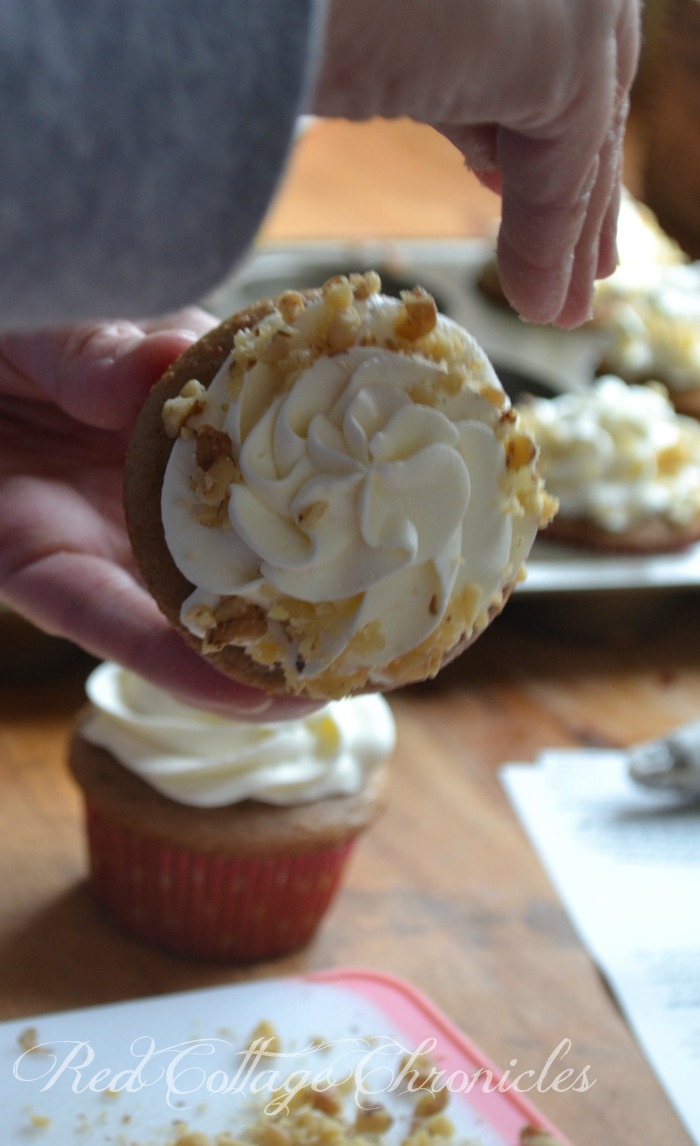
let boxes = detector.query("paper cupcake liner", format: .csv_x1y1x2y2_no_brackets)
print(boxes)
82,802,356,961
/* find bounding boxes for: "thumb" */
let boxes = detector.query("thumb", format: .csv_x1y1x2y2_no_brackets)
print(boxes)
0,307,217,431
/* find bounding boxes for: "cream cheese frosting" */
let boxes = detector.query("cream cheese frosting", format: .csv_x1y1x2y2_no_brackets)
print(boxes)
518,376,700,532
159,275,552,695
593,192,700,391
81,661,396,808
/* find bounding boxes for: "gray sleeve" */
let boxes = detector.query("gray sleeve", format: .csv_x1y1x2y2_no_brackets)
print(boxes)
0,0,321,330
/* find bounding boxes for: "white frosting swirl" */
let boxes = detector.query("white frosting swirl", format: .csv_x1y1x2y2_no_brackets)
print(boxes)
594,193,700,390
80,662,396,808
519,377,700,532
160,289,545,688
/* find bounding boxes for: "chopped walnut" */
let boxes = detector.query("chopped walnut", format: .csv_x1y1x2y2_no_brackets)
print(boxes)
255,1123,291,1146
278,290,306,324
505,432,537,470
18,1026,41,1053
322,276,354,311
414,1086,449,1119
28,1111,51,1129
519,1127,566,1146
350,270,382,300
259,328,298,365
192,425,239,518
173,1134,213,1146
396,288,438,341
423,1115,455,1137
309,1088,344,1117
326,307,363,353
248,1020,282,1055
354,1105,394,1134
202,598,268,652
477,380,508,408
195,425,233,472
162,379,206,438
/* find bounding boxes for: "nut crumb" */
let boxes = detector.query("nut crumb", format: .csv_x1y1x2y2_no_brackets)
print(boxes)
354,1105,394,1134
28,1110,51,1129
248,1020,282,1057
519,1128,566,1146
396,288,438,341
163,379,206,437
18,1026,46,1054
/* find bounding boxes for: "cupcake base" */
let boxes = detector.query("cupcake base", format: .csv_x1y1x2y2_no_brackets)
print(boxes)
69,714,389,961
540,514,700,556
83,802,355,961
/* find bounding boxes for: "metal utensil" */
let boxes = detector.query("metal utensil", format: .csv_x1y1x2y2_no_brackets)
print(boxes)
628,719,700,794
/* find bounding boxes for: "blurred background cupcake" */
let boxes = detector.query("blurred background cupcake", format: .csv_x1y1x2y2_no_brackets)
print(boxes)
517,375,700,554
590,191,700,416
68,661,395,961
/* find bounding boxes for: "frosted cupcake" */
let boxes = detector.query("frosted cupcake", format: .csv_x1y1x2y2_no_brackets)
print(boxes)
592,192,700,417
68,661,395,960
517,376,700,553
125,272,553,700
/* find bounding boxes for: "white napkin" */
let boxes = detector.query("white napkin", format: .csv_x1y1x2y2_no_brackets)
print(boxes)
501,745,700,1145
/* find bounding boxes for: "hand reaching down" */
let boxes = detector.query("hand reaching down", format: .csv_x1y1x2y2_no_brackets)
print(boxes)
313,0,641,328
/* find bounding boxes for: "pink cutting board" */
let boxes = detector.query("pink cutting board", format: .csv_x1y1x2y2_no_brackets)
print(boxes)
1,967,568,1144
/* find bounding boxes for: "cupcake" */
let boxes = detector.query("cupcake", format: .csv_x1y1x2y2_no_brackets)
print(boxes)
591,191,700,417
125,272,553,700
517,375,700,554
68,661,395,960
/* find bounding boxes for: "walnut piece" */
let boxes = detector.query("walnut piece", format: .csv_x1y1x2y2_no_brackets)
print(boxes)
162,379,206,438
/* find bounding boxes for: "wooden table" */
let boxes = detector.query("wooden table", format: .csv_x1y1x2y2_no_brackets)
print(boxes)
1,119,696,1146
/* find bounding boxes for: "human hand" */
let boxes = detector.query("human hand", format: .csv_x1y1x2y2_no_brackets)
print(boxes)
0,313,315,719
312,0,640,328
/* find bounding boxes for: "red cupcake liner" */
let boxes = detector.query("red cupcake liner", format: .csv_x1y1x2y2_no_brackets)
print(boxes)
82,802,356,961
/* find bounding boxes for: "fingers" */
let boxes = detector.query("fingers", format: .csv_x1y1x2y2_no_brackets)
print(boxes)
495,69,632,328
553,94,629,327
443,1,639,327
0,307,217,431
0,548,317,721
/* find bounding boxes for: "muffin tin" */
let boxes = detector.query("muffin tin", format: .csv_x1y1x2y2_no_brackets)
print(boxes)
202,240,700,626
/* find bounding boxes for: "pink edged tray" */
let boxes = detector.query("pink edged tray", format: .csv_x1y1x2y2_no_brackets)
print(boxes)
0,967,568,1144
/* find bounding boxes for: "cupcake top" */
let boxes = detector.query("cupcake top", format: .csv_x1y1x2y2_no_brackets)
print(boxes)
517,376,700,533
155,273,553,697
80,661,396,808
593,192,700,391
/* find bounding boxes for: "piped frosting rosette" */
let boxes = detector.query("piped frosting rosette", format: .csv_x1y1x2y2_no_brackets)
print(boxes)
126,274,554,698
